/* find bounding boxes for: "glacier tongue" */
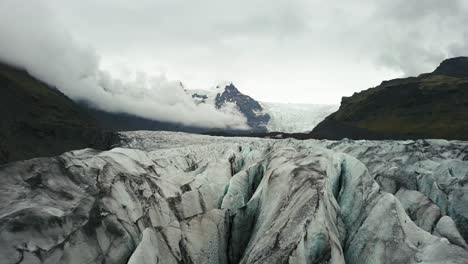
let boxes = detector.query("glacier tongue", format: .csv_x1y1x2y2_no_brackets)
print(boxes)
1,131,468,264
261,103,339,133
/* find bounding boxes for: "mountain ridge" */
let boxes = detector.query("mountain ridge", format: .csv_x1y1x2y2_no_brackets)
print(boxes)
0,62,116,164
311,56,468,140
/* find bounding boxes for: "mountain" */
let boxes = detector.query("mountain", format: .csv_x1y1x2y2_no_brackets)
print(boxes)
84,83,337,134
0,63,115,164
2,131,468,263
312,57,468,140
0,61,331,161
432,56,468,77
190,83,337,133
216,84,271,130
190,83,271,132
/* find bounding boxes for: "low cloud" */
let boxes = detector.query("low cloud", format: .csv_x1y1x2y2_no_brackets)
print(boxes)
2,0,467,105
38,0,468,104
0,0,248,130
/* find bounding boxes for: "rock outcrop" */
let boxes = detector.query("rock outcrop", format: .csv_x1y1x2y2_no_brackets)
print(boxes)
1,131,468,263
214,84,270,131
189,83,271,132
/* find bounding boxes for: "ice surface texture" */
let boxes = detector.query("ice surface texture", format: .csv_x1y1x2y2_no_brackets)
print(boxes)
1,131,468,263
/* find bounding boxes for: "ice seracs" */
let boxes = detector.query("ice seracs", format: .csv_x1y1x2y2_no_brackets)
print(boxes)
262,102,338,133
1,131,468,263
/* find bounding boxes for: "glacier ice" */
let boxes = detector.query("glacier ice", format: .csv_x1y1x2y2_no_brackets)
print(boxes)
1,131,468,263
261,102,338,133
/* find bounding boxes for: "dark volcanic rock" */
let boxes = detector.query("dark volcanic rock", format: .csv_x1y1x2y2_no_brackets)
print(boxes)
0,63,116,164
311,57,468,140
191,93,208,103
215,84,270,131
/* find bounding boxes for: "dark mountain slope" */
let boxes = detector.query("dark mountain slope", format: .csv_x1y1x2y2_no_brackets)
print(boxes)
0,63,115,164
311,57,468,140
80,104,210,133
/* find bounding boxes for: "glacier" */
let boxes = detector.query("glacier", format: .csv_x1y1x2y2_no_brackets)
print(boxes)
1,131,468,263
262,103,338,133
187,84,338,133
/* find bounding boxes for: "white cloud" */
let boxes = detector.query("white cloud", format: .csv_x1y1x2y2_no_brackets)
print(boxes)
2,0,467,106
0,0,248,130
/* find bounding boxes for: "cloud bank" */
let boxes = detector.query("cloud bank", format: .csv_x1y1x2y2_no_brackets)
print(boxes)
2,0,467,106
43,0,468,104
0,0,248,130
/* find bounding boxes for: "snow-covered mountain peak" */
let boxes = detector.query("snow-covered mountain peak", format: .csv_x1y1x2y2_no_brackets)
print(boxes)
188,82,237,103
187,84,338,132
187,83,270,131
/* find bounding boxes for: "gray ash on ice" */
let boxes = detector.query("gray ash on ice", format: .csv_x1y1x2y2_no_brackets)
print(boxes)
2,131,468,264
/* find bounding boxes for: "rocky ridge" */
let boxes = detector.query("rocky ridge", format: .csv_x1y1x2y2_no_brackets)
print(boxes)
190,83,271,132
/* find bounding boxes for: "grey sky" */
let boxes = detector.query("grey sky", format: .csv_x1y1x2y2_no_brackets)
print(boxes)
0,0,250,129
40,0,468,104
1,0,467,109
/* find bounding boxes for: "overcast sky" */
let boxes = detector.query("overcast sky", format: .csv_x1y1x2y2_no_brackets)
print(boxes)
39,0,468,104
1,0,467,106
